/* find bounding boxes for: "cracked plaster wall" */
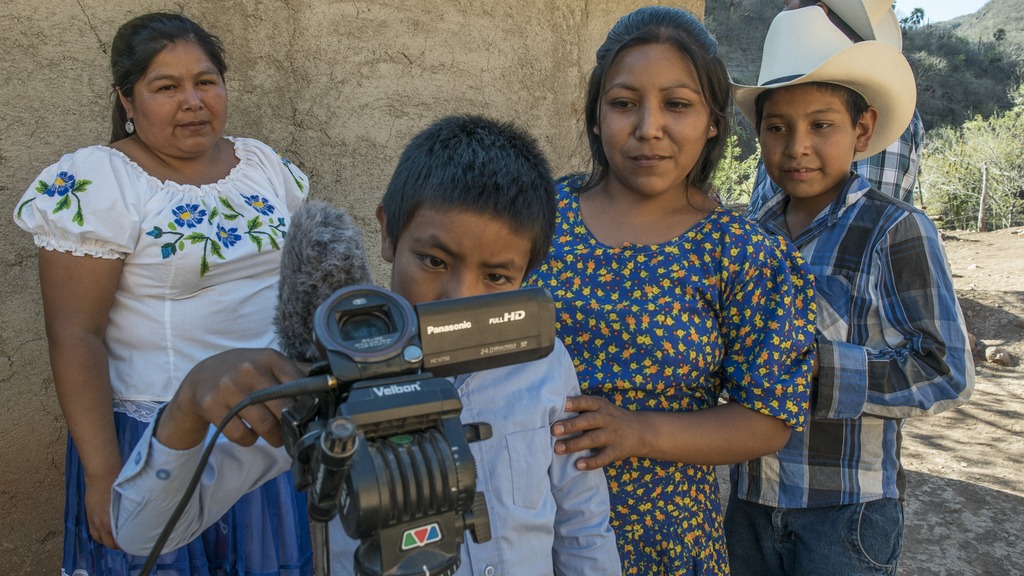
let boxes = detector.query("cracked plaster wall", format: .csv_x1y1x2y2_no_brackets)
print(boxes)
0,0,702,571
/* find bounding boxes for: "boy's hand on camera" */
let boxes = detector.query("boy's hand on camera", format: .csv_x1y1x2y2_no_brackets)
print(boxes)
158,348,306,450
551,394,644,471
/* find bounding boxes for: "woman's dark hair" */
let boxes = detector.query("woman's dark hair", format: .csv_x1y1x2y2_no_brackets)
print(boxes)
581,5,731,195
109,13,227,143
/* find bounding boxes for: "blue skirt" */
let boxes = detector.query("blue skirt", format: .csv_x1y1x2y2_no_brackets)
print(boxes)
62,411,313,576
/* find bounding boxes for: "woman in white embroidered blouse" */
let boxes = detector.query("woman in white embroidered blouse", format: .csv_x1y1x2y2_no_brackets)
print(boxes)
13,12,313,576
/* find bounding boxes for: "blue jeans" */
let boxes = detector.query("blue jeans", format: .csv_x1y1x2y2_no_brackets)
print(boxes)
724,487,904,576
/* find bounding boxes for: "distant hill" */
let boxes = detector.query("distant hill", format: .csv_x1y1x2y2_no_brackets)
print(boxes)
901,0,1022,127
704,0,1022,142
935,0,1024,60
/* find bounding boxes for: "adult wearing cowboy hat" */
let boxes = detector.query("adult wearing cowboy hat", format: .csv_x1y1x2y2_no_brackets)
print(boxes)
726,6,974,576
746,0,925,210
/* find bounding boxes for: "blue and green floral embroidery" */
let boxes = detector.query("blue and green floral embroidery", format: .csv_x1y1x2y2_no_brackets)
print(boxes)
16,171,92,225
146,203,222,270
216,224,242,248
277,151,307,193
215,196,283,252
146,196,284,276
172,203,207,228
244,194,275,216
272,217,287,235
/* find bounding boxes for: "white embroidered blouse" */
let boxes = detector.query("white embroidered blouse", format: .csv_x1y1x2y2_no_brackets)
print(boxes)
14,137,309,419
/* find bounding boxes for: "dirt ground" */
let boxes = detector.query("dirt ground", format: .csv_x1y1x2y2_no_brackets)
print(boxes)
898,227,1024,575
720,227,1024,576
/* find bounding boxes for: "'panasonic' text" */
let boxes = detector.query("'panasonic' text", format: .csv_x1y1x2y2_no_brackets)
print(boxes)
426,321,472,335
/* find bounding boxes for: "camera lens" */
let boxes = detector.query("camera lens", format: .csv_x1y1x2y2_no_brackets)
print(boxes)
339,312,394,342
314,285,419,367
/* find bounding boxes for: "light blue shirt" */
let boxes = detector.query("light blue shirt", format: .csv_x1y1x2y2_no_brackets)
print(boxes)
111,340,620,575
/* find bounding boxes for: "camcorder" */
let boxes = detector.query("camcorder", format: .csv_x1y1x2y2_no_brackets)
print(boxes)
280,285,556,576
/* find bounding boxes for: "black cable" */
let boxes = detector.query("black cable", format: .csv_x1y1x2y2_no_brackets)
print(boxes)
137,373,335,574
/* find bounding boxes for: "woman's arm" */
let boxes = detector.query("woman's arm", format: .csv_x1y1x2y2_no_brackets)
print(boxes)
112,349,307,555
38,248,123,548
551,396,790,471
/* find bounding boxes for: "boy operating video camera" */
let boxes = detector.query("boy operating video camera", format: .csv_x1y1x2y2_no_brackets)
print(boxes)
111,115,620,574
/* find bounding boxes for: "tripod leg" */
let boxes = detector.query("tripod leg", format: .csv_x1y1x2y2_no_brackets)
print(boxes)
311,520,331,575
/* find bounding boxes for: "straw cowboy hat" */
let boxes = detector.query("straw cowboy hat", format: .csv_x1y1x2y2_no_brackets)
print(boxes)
732,6,916,160
820,0,903,50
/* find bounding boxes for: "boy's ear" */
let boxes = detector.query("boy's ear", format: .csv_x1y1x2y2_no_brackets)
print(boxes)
854,107,879,154
375,204,395,263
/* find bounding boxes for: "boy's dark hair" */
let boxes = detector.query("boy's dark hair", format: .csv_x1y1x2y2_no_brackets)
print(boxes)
109,12,227,143
754,82,870,131
582,6,731,194
380,115,556,274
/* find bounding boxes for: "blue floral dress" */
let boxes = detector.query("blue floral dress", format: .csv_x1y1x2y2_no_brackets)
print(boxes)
525,175,815,575
14,137,313,576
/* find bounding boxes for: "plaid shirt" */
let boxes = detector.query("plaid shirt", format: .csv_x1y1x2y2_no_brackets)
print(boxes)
735,173,974,507
748,109,925,211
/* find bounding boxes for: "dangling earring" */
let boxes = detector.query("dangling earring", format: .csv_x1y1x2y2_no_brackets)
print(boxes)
125,118,135,135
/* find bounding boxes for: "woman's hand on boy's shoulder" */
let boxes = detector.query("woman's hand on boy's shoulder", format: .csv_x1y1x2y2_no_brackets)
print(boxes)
157,348,307,450
551,394,645,471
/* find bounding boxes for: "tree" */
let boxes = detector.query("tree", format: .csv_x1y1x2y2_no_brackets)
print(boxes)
1012,83,1024,108
993,28,1007,42
921,90,1024,231
711,134,759,207
901,7,925,30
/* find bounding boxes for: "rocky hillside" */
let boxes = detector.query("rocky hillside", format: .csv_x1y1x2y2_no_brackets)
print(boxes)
937,0,1024,59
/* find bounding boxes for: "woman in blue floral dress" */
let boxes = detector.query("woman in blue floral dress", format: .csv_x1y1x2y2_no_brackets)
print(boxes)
13,13,312,576
526,7,816,575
